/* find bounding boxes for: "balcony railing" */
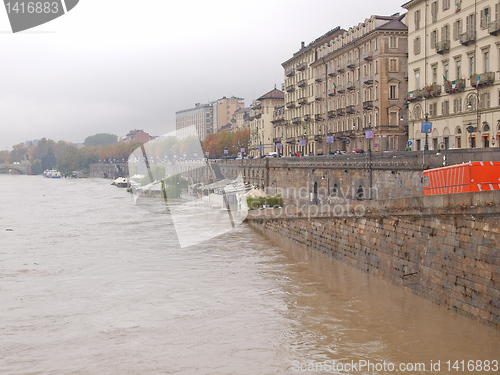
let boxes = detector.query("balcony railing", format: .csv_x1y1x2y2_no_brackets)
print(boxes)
346,105,356,114
423,83,441,98
459,30,475,45
328,71,336,77
297,62,307,71
315,114,324,121
328,87,336,96
314,135,323,142
315,95,324,101
337,85,345,94
286,84,295,92
363,100,373,110
255,112,262,119
286,68,295,77
436,40,450,54
327,110,336,118
407,88,424,101
286,137,295,144
363,78,373,85
273,137,281,143
315,74,324,82
347,81,356,90
292,117,301,124
298,97,308,105
470,72,495,87
336,108,345,116
347,61,355,69
304,114,312,122
286,101,296,108
444,78,465,93
337,66,345,73
488,19,500,35
363,53,373,61
298,79,307,87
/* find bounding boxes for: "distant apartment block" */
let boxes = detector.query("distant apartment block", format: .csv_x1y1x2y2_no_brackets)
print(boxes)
404,0,500,150
213,96,245,132
233,107,251,130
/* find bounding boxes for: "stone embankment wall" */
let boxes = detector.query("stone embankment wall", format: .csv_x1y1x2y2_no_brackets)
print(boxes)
246,190,500,330
89,163,129,179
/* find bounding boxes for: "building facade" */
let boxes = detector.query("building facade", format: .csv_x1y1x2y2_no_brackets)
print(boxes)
213,96,245,133
282,27,345,156
233,107,251,130
403,0,500,150
175,103,214,141
249,89,285,157
311,14,409,154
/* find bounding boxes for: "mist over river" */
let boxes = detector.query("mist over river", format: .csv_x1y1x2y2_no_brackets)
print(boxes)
0,175,498,374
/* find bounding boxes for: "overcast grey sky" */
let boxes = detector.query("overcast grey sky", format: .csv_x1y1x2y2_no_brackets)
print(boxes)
0,0,407,150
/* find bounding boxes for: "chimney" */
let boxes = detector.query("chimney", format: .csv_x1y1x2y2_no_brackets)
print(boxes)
301,41,305,49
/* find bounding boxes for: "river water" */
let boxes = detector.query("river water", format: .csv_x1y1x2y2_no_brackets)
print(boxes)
0,175,498,375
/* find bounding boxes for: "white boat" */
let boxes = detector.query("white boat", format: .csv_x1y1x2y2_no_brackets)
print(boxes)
44,169,61,178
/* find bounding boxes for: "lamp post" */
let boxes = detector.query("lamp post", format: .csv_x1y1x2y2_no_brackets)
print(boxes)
467,91,480,148
424,113,429,150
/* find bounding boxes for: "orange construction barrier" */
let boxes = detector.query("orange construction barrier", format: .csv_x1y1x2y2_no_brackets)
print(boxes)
423,161,500,195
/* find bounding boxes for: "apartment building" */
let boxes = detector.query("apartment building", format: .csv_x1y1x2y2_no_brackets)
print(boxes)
311,14,409,154
213,96,245,133
249,88,284,157
233,107,251,130
271,105,286,155
403,0,500,150
281,27,346,156
175,103,214,141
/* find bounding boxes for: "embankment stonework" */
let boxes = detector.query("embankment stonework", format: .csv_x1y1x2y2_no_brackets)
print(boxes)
246,190,500,330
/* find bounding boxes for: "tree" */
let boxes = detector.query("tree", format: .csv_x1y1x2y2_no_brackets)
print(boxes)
0,150,9,164
9,143,28,163
30,159,43,175
84,133,118,147
41,147,57,170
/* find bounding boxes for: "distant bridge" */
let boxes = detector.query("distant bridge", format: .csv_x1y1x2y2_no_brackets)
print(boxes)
0,162,31,175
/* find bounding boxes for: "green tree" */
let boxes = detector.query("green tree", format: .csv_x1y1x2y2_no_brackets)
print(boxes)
30,159,43,175
0,150,9,164
41,147,57,170
9,143,28,163
84,133,118,147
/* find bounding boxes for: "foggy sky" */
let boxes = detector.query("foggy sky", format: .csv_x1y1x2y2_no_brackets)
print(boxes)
0,0,406,150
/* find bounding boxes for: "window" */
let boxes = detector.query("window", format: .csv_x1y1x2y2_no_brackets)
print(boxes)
456,58,461,79
444,63,449,79
442,24,450,41
480,92,490,109
466,13,476,32
415,70,420,89
453,19,463,40
443,0,450,11
429,102,438,117
431,1,438,22
484,50,489,72
389,84,398,99
390,36,397,49
414,37,421,55
453,98,462,113
389,58,398,72
389,110,398,126
415,9,421,30
442,100,450,115
430,30,438,48
432,65,438,83
480,7,491,28
469,55,475,75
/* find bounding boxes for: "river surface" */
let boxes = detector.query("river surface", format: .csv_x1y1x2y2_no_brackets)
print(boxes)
0,175,498,375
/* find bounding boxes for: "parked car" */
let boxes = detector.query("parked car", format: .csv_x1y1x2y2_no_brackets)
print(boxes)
353,148,365,153
333,150,347,155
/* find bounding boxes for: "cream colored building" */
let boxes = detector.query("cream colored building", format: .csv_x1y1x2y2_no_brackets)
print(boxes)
233,107,251,130
282,27,345,156
249,89,284,157
175,103,213,141
403,0,500,150
311,14,409,154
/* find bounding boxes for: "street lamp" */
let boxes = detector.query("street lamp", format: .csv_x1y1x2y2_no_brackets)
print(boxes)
424,113,429,150
467,92,480,148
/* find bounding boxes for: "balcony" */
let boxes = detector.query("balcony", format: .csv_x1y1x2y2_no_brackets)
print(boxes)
327,110,336,118
363,77,373,85
489,19,500,35
286,84,295,92
328,71,336,77
315,74,324,82
337,85,345,94
314,135,323,142
407,88,424,101
304,114,312,122
444,78,465,93
423,83,441,98
315,95,324,101
347,61,355,69
255,112,262,119
286,68,295,77
363,100,373,110
459,30,475,45
363,53,373,61
346,105,356,114
337,66,345,73
315,114,324,121
435,40,450,54
286,137,295,144
336,108,345,116
298,96,308,105
297,62,307,71
347,81,356,91
298,79,307,87
292,117,301,124
273,137,281,143
470,72,495,87
286,101,296,108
